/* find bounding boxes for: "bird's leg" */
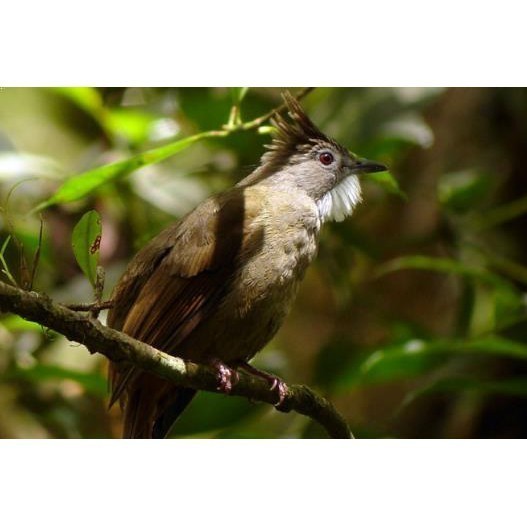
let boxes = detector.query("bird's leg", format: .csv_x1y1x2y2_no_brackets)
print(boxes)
207,359,239,394
234,362,288,407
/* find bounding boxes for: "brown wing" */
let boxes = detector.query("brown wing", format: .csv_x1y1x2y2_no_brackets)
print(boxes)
107,187,264,411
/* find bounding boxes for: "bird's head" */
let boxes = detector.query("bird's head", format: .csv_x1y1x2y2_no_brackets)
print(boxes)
243,92,387,222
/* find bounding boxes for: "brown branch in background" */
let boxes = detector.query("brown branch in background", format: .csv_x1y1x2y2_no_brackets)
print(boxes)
0,280,353,439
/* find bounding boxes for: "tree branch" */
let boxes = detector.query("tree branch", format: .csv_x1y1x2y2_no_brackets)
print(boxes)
0,280,353,439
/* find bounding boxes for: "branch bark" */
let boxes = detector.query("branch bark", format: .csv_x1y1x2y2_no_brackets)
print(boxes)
0,280,353,439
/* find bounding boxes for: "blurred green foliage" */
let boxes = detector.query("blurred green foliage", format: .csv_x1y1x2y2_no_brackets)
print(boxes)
1,87,527,438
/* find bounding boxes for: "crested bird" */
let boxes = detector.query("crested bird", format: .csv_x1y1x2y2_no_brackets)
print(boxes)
107,92,387,438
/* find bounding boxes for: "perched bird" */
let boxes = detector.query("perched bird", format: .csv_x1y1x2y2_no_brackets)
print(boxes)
107,92,386,438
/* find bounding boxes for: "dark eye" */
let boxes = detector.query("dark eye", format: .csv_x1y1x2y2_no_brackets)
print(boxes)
319,152,334,166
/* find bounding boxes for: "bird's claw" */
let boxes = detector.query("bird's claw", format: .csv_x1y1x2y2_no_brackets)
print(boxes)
210,360,239,394
235,362,288,408
271,378,288,409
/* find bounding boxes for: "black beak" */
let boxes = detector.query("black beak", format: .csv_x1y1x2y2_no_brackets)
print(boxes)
351,158,387,174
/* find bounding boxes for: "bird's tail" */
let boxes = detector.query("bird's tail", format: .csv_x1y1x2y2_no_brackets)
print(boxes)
151,388,197,439
118,372,196,439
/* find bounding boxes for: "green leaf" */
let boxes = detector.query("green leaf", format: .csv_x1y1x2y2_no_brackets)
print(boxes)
334,335,527,390
106,108,158,145
347,340,442,386
33,130,226,211
0,314,43,332
363,170,406,198
52,87,104,118
71,210,102,287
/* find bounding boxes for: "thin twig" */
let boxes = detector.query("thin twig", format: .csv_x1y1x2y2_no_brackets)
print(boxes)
63,299,114,312
0,235,18,286
240,87,315,131
222,88,315,132
29,215,43,290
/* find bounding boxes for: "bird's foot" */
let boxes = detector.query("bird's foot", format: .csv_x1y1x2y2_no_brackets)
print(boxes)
235,362,288,408
208,359,239,394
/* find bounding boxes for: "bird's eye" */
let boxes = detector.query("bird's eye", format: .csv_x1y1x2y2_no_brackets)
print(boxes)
319,152,334,166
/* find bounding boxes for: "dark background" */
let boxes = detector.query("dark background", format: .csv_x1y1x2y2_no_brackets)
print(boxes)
1,87,527,438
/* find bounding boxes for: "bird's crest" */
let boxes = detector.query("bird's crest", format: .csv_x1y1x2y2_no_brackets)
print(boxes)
238,91,346,187
261,91,345,169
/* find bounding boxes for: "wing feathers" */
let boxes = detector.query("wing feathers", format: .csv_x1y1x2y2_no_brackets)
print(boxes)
107,188,266,436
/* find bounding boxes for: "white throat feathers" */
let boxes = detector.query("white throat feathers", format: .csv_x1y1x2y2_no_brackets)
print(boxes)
316,174,362,223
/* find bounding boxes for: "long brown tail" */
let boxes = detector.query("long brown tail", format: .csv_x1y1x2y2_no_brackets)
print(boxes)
119,373,196,438
151,388,197,439
122,384,156,439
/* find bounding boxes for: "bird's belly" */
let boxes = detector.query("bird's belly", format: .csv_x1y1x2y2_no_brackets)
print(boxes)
183,225,319,363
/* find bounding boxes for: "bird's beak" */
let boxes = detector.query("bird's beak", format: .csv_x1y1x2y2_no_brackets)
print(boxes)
350,158,387,174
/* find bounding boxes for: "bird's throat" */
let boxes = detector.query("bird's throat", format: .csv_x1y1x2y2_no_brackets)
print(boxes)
316,175,362,223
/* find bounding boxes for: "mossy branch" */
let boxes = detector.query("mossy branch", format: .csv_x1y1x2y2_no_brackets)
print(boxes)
0,280,353,439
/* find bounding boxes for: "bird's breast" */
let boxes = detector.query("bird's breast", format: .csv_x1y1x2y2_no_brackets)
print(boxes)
183,188,321,363
236,191,320,307
212,193,320,359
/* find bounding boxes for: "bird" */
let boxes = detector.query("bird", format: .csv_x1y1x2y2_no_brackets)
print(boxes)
107,92,387,438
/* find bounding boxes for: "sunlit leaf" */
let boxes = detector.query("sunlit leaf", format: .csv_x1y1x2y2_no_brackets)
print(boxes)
106,108,157,145
52,87,105,122
351,340,441,385
0,314,43,332
71,210,102,288
33,130,225,211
